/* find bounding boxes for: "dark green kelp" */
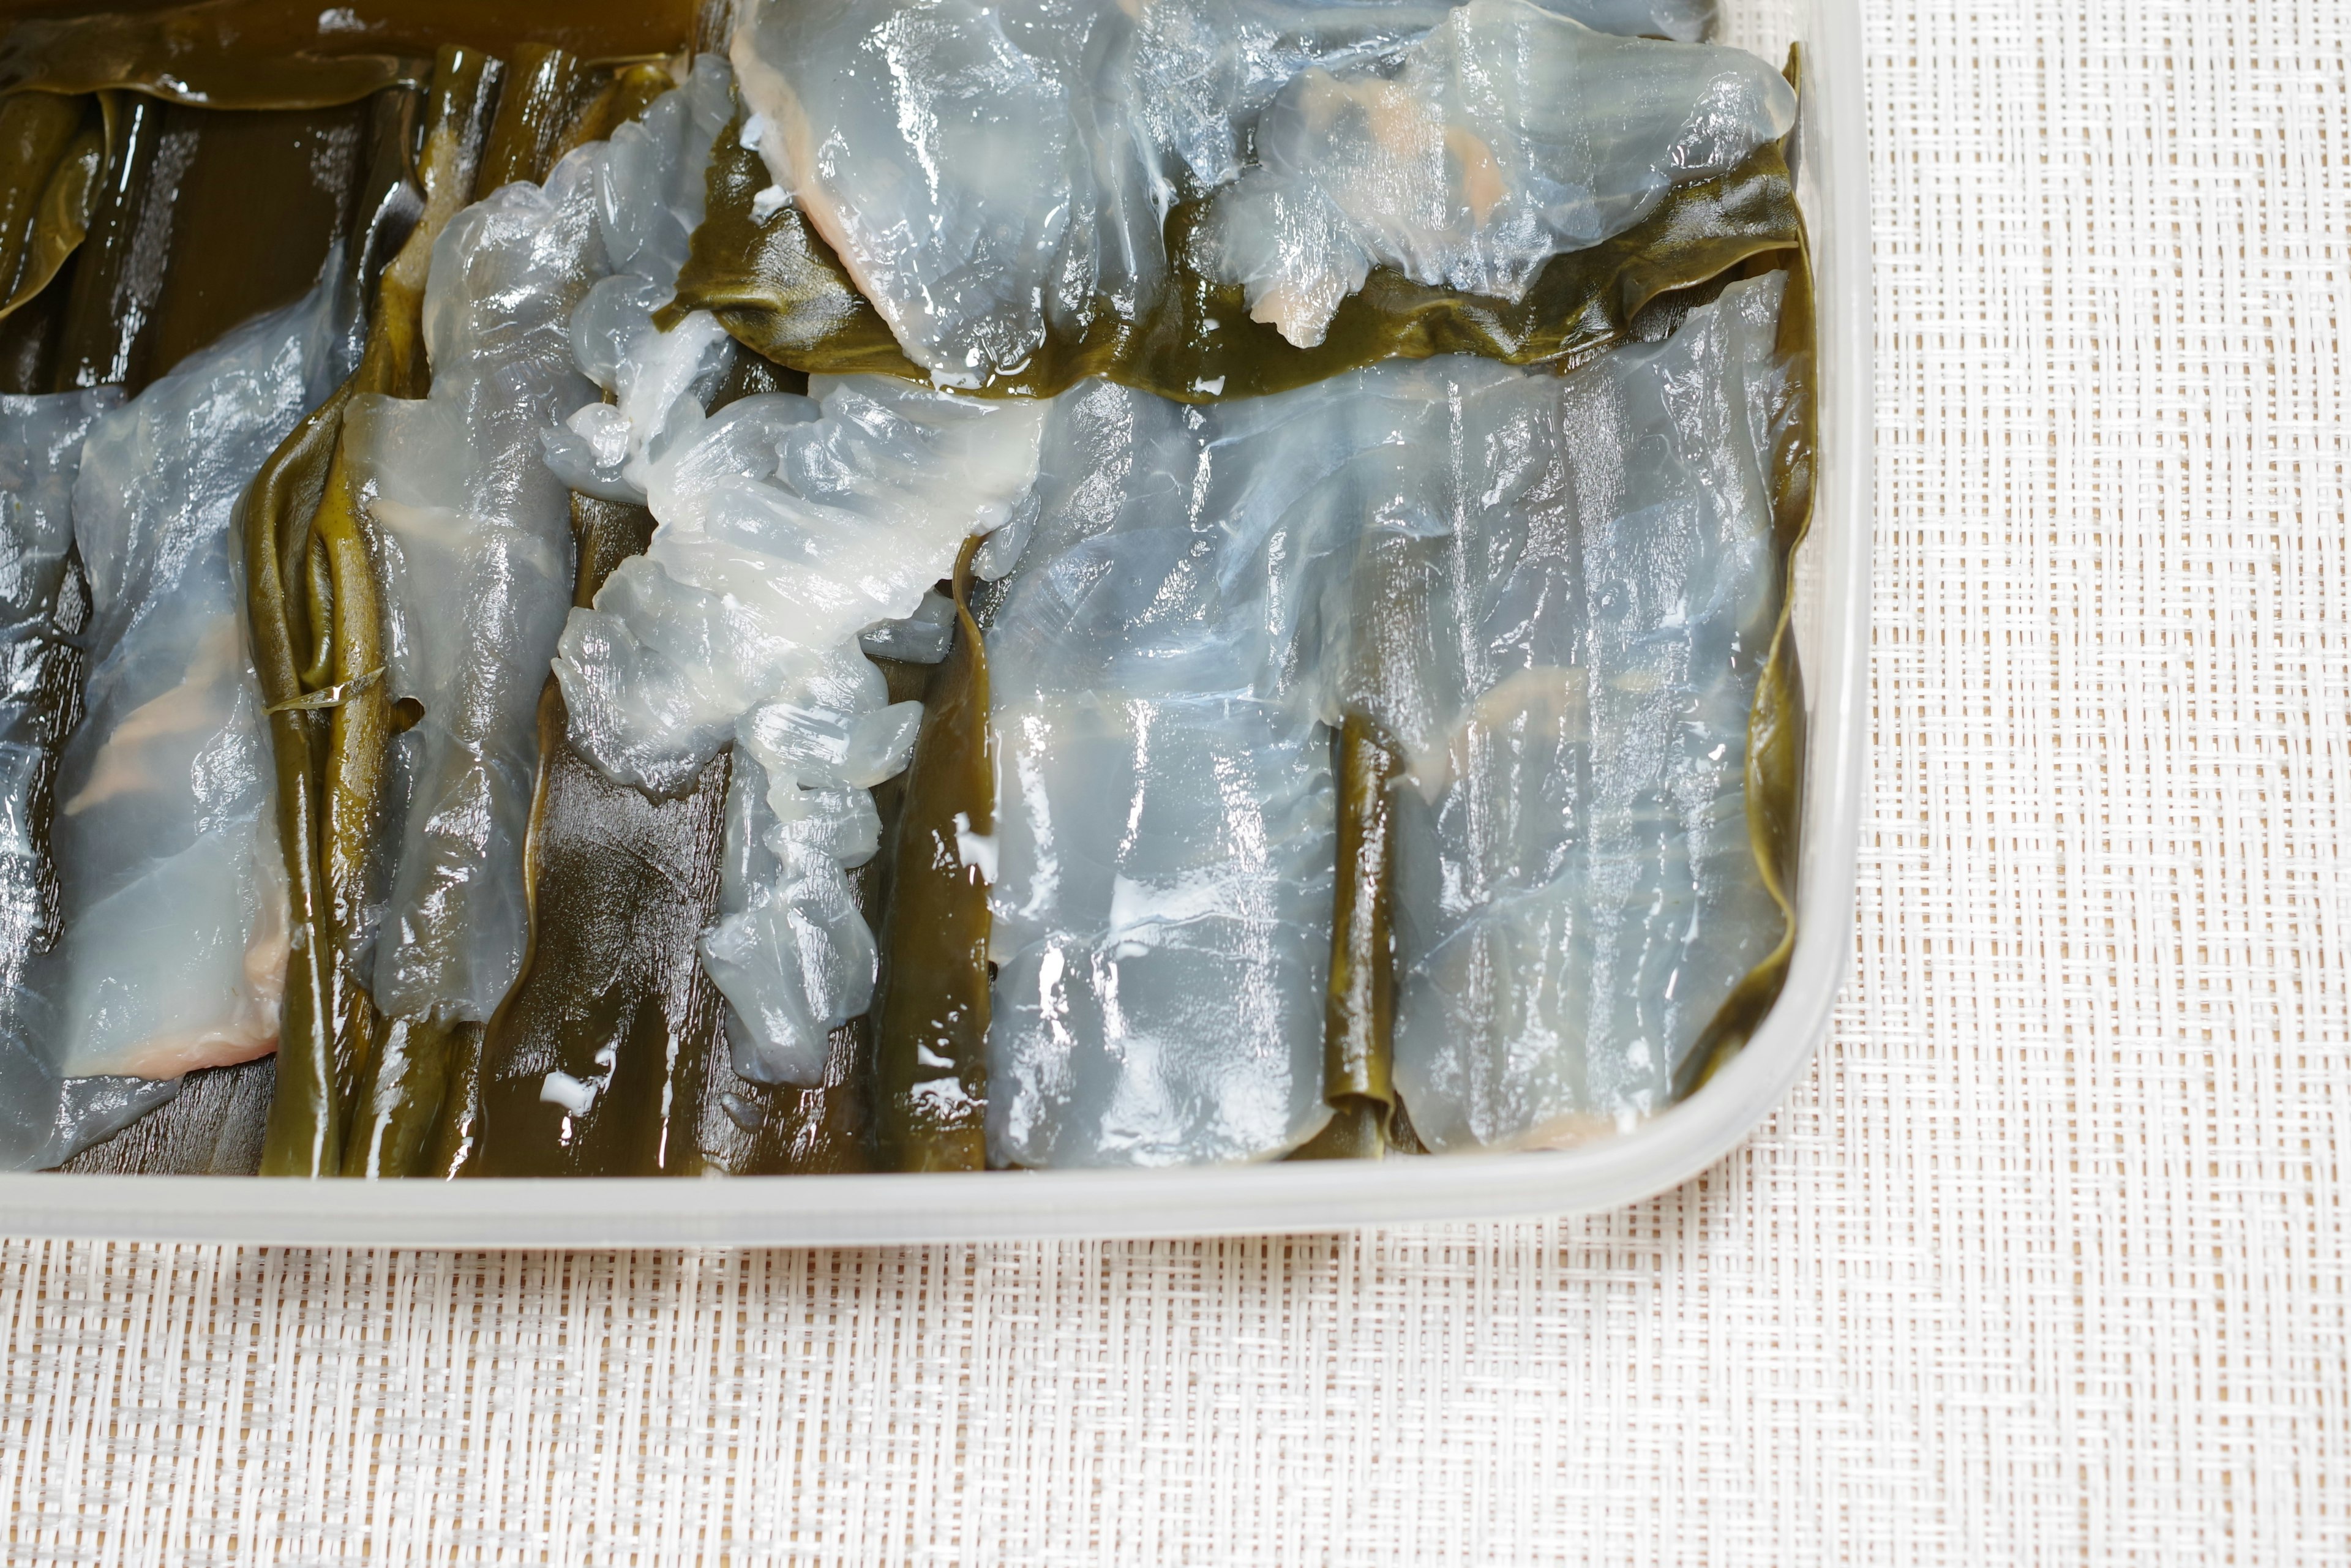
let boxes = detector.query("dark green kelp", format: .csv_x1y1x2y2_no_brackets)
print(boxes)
666,109,1803,406
0,91,98,321
343,47,684,1178
250,45,499,1177
461,656,733,1179
1288,716,1404,1162
870,539,994,1173
1668,242,1815,1102
459,348,787,1179
0,0,697,108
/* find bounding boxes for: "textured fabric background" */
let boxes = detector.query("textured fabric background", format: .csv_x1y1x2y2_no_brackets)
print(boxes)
4,1,2348,1562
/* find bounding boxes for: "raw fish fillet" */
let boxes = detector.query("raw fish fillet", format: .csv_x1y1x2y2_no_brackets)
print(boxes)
728,0,1725,382
701,748,884,1086
549,60,1040,1087
554,378,1043,794
1202,0,1793,345
39,285,342,1094
349,174,597,1022
1375,271,1791,1149
353,58,738,1026
553,369,1041,1081
730,0,1099,384
984,378,1369,1168
0,388,162,1169
544,56,740,506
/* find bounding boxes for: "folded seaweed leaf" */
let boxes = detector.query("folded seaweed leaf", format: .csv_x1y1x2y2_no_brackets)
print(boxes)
1288,715,1403,1161
441,66,757,1179
667,111,1801,403
47,90,156,392
465,345,917,1180
53,91,382,396
0,93,94,392
475,45,677,198
0,92,100,326
0,252,64,391
462,580,733,1180
1660,50,1815,1105
1295,503,1447,1161
550,61,675,168
250,46,500,1178
0,1,696,109
869,538,992,1173
56,1059,275,1175
1668,241,1813,1102
348,48,698,1180
462,469,760,1179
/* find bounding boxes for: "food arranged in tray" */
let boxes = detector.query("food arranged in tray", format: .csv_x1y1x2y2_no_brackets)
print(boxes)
0,0,1810,1177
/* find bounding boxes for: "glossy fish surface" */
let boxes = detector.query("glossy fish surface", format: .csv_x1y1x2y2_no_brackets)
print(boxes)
0,384,141,1168
39,282,339,1101
1373,271,1793,1150
1200,0,1793,347
726,0,1768,385
982,378,1355,1168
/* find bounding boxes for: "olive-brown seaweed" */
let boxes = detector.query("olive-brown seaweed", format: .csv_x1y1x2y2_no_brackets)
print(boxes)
870,538,993,1173
250,46,499,1177
667,110,1802,405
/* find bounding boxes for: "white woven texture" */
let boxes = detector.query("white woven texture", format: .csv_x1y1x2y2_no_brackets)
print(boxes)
4,1,2349,1561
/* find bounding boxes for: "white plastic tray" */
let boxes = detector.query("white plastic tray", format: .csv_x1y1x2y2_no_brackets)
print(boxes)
0,0,1869,1246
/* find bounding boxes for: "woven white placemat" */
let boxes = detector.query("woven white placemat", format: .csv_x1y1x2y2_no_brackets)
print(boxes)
4,2,2347,1561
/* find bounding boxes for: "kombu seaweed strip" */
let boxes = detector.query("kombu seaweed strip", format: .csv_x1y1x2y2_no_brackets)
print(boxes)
460,638,733,1177
1304,272,1814,1141
1668,220,1815,1097
333,53,531,1180
347,47,683,1179
1296,516,1436,1160
700,448,901,1176
1291,56,1817,1157
693,343,904,1176
1289,716,1404,1161
666,110,1803,405
0,0,696,109
706,667,920,1179
1662,48,1813,1103
252,47,500,1178
0,91,99,392
461,350,834,1179
474,51,681,198
48,89,158,393
52,89,378,397
461,508,705,1177
58,1065,276,1176
435,83,738,1182
0,92,100,320
870,538,993,1174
